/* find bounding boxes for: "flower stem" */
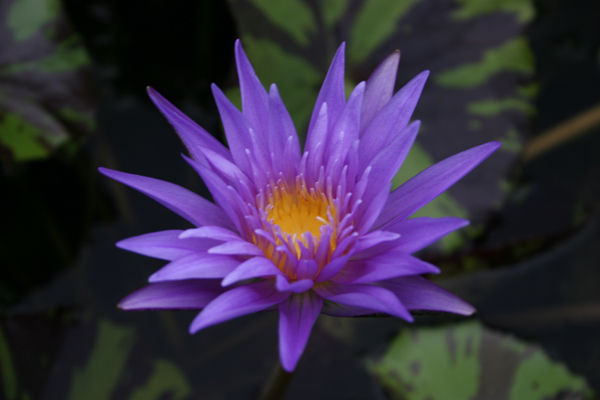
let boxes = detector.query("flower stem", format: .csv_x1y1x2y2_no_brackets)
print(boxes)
255,361,294,400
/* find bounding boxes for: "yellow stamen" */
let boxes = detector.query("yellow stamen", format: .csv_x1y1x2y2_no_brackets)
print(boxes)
266,183,336,259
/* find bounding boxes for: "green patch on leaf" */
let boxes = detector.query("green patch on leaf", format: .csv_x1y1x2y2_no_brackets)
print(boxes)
452,0,535,23
0,113,52,161
348,0,421,64
235,35,323,137
67,320,135,400
518,82,540,98
368,321,595,400
57,107,95,131
498,128,523,153
128,360,191,400
7,0,60,42
319,0,350,29
246,0,317,46
369,321,481,400
467,98,535,117
435,38,534,89
0,325,18,400
510,350,592,400
392,141,469,253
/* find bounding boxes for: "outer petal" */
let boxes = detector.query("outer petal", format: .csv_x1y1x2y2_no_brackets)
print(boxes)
148,253,241,282
117,230,217,261
375,141,502,229
360,120,420,208
268,84,301,176
275,275,314,293
360,50,400,133
211,84,263,174
353,217,469,259
147,87,232,163
119,279,224,310
99,167,234,229
359,70,429,169
180,226,244,242
278,292,323,371
222,257,283,286
190,280,290,333
208,241,264,256
235,39,270,139
307,42,345,135
377,275,475,315
352,230,400,254
331,251,439,284
313,282,413,321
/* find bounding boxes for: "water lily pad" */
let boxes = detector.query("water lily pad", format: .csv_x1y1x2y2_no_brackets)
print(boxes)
368,320,595,400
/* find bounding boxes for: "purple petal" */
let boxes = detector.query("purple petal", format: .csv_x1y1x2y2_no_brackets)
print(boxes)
307,42,345,135
235,39,269,139
304,103,328,183
180,226,244,242
360,50,400,134
354,217,469,259
278,292,323,371
377,275,475,315
98,167,234,229
325,81,365,161
314,282,413,321
222,257,283,286
352,230,400,254
388,217,469,254
296,259,319,280
362,121,420,204
116,230,217,261
148,253,241,282
189,280,290,333
147,87,232,163
331,250,439,284
359,70,429,169
275,275,314,293
183,156,244,232
268,84,301,176
119,279,224,310
208,241,264,256
375,141,501,229
316,255,350,282
211,84,255,173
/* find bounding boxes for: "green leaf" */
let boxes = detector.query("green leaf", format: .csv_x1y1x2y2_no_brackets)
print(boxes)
67,321,135,400
128,360,192,400
245,0,317,46
368,321,595,400
467,98,536,117
452,0,535,23
435,38,534,89
348,0,421,64
0,113,54,161
0,0,95,164
319,0,350,29
7,0,60,42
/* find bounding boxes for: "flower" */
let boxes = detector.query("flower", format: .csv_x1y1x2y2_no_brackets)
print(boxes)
99,40,500,372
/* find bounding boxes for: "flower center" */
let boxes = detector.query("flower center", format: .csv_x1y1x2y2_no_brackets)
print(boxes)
265,182,336,257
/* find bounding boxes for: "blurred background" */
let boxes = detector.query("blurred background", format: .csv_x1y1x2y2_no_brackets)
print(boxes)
1,0,600,399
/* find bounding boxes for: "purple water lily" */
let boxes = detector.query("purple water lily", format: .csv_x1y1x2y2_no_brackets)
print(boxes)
100,40,500,372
